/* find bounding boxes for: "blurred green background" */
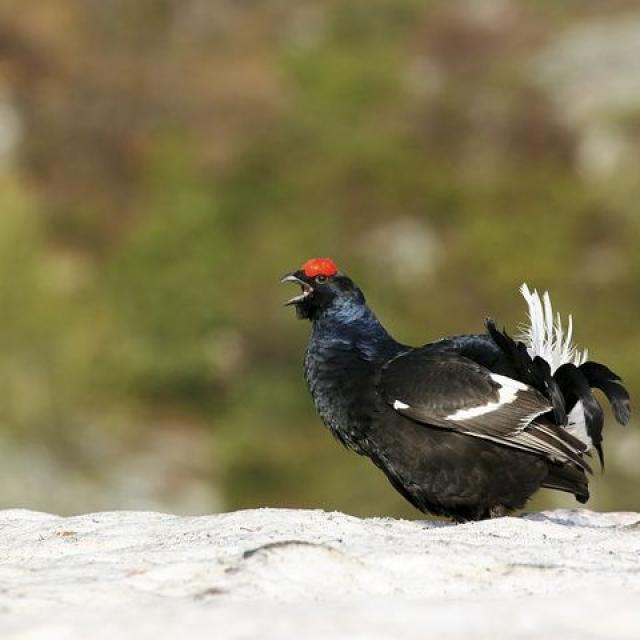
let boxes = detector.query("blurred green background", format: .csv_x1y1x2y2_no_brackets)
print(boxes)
0,0,638,517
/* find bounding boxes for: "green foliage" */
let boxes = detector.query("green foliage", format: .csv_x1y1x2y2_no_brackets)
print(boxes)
0,0,638,516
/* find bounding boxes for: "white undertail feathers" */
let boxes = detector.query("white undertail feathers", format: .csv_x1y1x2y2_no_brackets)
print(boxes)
518,284,591,449
518,284,588,373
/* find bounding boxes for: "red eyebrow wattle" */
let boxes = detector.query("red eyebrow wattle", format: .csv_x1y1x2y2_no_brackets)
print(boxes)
302,258,339,278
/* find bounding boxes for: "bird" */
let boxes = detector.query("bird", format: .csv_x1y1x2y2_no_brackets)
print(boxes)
282,257,631,522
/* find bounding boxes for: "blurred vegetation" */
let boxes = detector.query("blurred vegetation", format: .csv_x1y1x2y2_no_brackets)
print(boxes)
0,0,638,516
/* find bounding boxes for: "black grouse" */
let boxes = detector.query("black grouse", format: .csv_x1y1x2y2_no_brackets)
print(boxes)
282,257,631,521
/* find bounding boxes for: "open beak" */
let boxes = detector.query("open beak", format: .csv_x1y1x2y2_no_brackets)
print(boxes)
281,273,314,306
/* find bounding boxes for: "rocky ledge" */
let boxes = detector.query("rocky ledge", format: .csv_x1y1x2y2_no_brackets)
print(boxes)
1,508,639,639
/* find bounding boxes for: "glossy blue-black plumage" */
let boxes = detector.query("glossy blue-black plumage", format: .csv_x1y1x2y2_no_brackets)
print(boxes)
286,268,629,521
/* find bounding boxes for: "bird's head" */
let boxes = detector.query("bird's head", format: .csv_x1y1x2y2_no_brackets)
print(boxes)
281,257,365,321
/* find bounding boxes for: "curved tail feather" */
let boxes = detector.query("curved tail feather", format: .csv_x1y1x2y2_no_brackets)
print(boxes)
579,361,631,426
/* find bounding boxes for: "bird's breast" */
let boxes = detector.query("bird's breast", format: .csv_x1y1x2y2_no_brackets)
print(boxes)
303,341,379,455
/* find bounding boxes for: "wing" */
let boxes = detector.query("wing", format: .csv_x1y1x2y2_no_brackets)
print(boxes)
379,349,590,471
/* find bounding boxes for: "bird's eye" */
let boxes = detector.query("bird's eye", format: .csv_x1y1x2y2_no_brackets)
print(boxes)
315,275,328,284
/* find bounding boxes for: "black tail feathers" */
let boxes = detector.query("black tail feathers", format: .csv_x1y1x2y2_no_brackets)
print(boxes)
579,362,631,426
485,319,631,469
485,320,566,424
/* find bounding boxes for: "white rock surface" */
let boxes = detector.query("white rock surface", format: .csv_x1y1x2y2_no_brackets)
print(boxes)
1,508,639,639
